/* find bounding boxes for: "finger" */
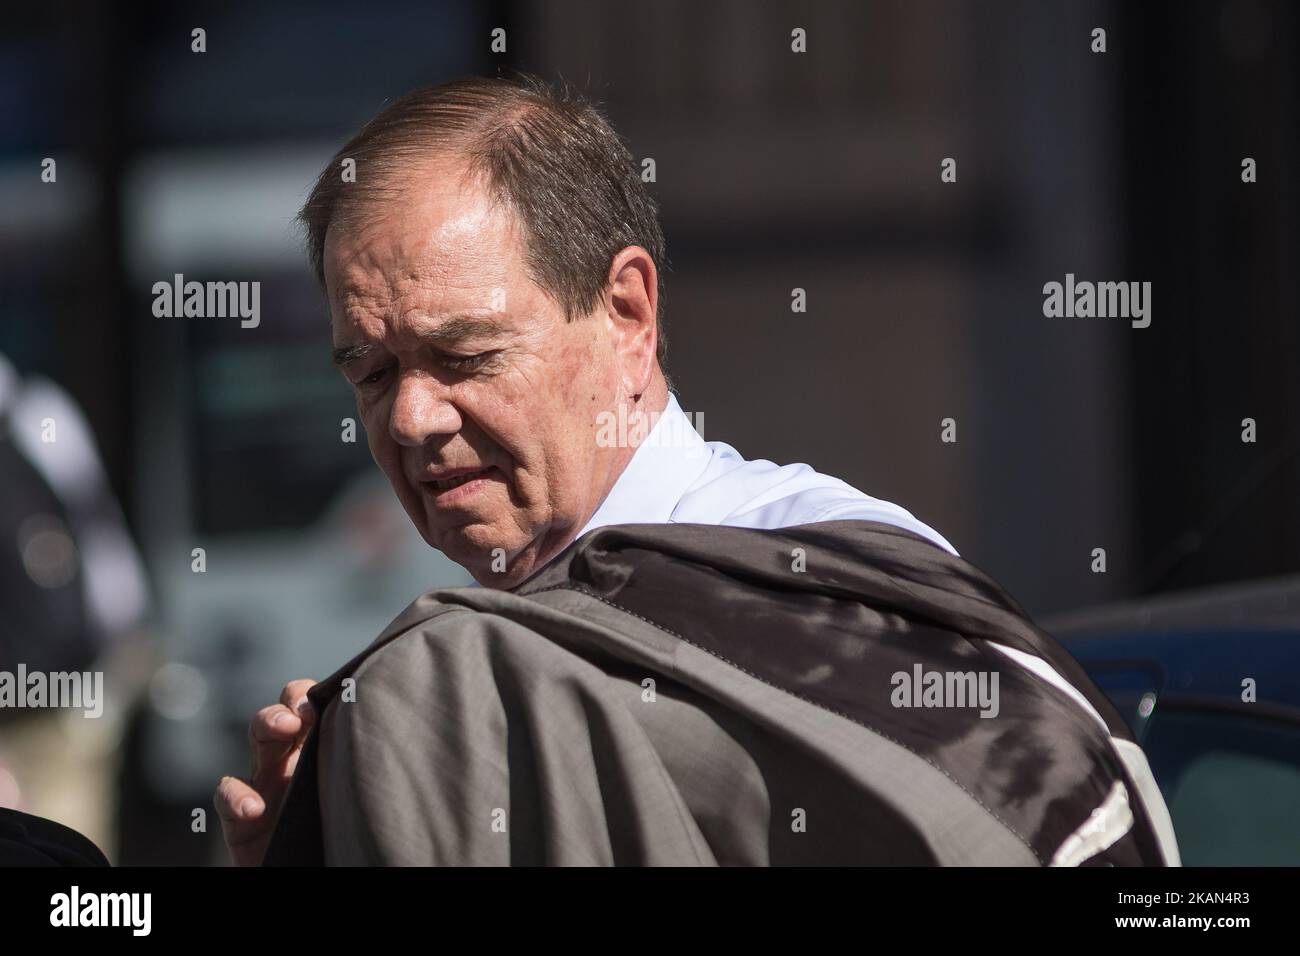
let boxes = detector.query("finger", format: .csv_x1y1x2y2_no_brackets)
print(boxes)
214,776,274,866
251,704,302,744
283,745,303,779
214,775,265,829
280,679,319,731
249,704,302,780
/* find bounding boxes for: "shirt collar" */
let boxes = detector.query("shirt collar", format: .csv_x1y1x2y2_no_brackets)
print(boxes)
575,392,711,538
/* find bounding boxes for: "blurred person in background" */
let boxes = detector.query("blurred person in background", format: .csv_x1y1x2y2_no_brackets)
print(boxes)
0,352,153,860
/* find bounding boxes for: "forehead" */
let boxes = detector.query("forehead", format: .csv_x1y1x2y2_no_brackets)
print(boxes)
324,158,531,321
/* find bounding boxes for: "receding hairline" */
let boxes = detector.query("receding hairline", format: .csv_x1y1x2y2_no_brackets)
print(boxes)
299,73,670,373
321,142,516,248
304,86,560,275
318,152,556,325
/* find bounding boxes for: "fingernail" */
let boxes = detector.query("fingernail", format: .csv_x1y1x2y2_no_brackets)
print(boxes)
295,698,311,716
239,798,258,818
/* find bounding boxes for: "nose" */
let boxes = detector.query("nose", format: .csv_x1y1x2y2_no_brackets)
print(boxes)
387,369,463,446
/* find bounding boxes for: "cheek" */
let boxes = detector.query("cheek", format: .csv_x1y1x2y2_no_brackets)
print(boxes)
360,401,400,475
541,335,615,457
481,393,567,506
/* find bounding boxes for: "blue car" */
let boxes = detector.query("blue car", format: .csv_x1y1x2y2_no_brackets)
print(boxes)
1048,577,1300,866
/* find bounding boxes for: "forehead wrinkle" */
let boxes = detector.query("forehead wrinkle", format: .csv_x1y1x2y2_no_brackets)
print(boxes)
330,170,542,345
335,285,393,337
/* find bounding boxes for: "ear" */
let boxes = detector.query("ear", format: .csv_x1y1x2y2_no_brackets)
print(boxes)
604,245,659,399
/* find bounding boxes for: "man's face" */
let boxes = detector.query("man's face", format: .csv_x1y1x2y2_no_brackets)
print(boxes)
325,157,631,587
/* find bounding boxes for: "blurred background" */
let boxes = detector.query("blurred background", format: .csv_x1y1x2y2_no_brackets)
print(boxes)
0,0,1296,865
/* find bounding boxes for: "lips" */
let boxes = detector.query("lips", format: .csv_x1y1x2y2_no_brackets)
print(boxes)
426,466,493,492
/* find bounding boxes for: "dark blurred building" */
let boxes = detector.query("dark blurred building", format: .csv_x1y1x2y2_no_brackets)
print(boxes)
6,0,1295,620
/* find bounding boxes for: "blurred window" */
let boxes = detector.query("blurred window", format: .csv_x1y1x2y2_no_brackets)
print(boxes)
1143,707,1300,865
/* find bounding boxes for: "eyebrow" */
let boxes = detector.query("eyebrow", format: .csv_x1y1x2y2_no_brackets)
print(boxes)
332,342,379,367
414,315,508,346
332,315,508,367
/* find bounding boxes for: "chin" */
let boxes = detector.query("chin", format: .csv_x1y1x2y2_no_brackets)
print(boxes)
431,519,517,568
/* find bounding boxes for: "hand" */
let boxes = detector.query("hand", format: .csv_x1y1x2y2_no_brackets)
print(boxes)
214,678,317,866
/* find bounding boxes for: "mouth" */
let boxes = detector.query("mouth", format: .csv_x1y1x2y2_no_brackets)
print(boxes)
421,465,500,506
430,467,492,491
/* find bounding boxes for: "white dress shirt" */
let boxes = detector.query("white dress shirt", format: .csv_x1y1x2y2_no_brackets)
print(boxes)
488,391,1108,731
576,391,959,553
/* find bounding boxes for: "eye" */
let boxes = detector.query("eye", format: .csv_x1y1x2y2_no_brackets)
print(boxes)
356,366,391,387
440,351,493,373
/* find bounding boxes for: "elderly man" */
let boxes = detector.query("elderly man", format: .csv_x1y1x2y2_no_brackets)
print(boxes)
215,75,1176,867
